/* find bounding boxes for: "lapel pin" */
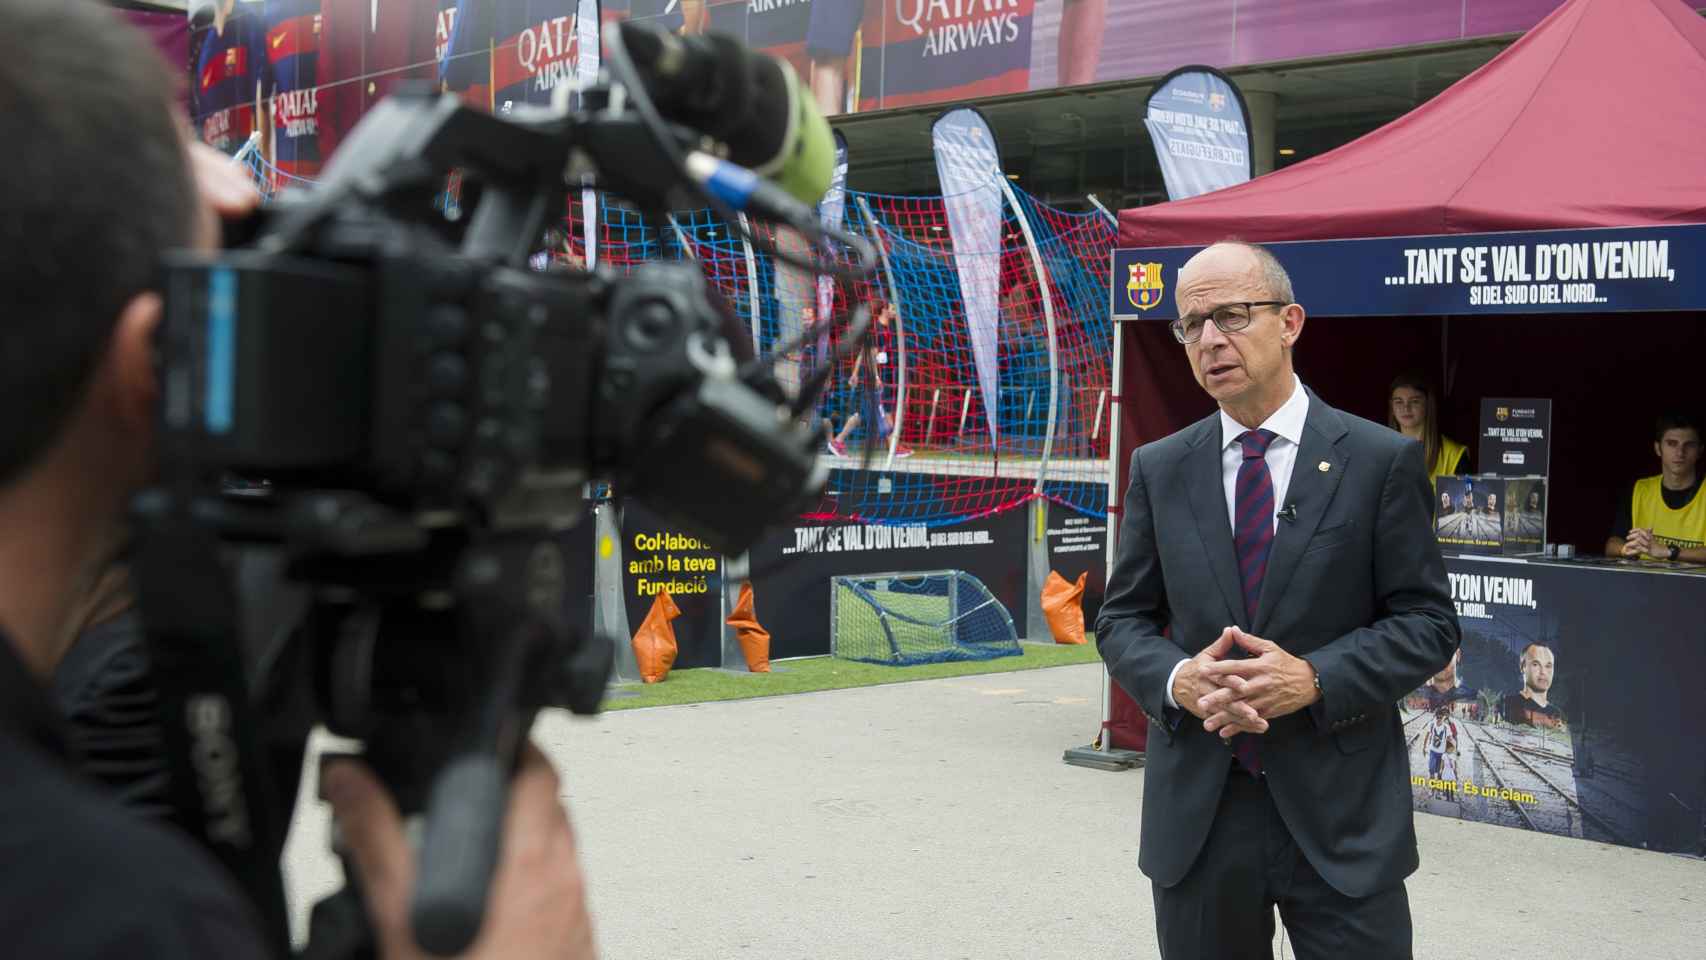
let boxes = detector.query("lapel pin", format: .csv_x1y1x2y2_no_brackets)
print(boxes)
1318,461,1331,472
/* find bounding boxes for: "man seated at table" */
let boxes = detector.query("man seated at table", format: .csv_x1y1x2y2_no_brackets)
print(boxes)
1605,412,1706,563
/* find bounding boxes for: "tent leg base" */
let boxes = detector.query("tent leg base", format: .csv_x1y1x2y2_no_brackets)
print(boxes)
1063,745,1144,771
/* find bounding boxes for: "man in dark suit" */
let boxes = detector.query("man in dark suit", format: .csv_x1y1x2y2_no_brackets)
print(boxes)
1096,241,1459,958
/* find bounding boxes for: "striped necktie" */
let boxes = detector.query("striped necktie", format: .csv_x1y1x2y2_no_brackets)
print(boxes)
1231,428,1278,775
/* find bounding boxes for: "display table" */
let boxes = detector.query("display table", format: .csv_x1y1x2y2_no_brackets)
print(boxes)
1410,553,1706,853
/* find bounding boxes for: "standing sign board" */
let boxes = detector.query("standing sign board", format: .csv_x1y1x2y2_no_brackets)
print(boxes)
1480,398,1552,477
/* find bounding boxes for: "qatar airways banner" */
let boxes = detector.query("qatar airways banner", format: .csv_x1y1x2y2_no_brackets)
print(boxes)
796,0,1567,116
190,0,1569,156
192,1,1574,158
931,108,1005,444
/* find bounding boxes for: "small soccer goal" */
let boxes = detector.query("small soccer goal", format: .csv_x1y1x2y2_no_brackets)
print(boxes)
829,570,1020,666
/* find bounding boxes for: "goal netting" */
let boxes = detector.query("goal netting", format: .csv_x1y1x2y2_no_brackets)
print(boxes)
221,142,1116,532
830,570,1019,666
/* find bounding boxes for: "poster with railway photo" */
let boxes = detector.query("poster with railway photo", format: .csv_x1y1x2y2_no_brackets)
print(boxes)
1414,558,1706,855
1402,590,1583,840
1501,477,1546,555
1434,475,1504,555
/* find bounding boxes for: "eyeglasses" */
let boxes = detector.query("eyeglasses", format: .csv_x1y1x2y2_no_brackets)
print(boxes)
1170,301,1288,344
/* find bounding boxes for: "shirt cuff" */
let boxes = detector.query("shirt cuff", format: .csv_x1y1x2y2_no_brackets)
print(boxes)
1164,658,1189,710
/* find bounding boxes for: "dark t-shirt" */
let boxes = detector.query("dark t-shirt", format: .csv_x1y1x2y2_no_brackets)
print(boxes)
1611,475,1704,541
0,632,272,958
1500,692,1565,729
52,610,171,818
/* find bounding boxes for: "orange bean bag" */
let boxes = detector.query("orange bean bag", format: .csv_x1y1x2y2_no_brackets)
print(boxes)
725,582,771,673
1041,570,1088,645
631,591,681,684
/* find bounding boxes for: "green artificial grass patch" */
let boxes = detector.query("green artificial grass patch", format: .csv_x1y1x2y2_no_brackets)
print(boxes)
602,638,1101,711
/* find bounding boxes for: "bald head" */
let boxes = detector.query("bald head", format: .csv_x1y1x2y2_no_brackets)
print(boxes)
1177,241,1294,310
1173,240,1305,427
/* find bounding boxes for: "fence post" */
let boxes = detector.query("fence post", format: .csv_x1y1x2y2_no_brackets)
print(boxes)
593,500,636,683
998,181,1059,643
997,179,1059,493
667,215,696,260
738,212,763,358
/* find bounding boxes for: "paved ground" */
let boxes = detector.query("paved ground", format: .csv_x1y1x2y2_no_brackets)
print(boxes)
282,663,1706,958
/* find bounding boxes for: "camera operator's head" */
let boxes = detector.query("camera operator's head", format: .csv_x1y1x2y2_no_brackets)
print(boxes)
0,0,216,675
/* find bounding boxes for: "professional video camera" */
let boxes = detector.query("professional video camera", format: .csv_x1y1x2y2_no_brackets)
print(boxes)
133,21,876,958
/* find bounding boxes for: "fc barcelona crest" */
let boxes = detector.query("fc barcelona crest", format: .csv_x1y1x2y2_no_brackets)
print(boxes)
1127,262,1165,311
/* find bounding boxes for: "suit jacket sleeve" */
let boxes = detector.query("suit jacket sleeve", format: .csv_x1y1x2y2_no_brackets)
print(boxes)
1306,438,1461,727
1095,448,1181,738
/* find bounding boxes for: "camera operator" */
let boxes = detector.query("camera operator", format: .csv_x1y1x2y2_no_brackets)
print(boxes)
0,3,595,957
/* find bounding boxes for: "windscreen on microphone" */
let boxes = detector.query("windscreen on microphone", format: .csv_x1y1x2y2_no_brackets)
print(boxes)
616,22,834,206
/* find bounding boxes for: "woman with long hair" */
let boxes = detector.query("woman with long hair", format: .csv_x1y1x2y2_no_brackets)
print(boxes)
1388,372,1468,482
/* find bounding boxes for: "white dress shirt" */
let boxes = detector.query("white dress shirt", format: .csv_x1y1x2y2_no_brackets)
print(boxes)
1164,376,1311,709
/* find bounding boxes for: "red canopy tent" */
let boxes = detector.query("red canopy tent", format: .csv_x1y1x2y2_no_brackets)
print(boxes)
1118,0,1706,247
1101,0,1706,751
1113,0,1706,551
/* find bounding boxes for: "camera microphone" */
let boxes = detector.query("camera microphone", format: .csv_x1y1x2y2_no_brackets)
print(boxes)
616,21,835,206
684,152,820,229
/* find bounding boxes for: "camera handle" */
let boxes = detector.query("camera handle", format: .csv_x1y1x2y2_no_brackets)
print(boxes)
298,529,608,959
408,539,548,955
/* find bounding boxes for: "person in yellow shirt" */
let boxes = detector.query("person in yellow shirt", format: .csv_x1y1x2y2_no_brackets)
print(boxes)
1606,413,1706,562
1388,373,1468,483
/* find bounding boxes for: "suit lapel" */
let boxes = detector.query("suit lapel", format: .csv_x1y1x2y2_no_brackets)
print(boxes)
1254,396,1349,633
1183,418,1247,629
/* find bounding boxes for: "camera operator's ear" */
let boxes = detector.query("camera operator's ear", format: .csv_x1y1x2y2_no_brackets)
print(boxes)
110,292,161,433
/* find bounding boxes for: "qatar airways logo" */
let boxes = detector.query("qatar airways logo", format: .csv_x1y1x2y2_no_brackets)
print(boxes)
274,88,318,138
518,16,577,73
896,0,1022,57
518,15,581,92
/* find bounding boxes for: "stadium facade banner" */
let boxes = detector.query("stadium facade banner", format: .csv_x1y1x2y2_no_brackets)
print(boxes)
1111,224,1706,320
1142,66,1252,201
1410,556,1706,855
191,1,1577,143
931,107,1006,444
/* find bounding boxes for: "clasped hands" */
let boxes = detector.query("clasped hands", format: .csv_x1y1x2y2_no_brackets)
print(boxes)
1620,527,1666,559
1171,627,1321,740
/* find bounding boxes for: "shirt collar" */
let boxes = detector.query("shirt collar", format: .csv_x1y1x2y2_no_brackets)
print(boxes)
1220,375,1309,450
